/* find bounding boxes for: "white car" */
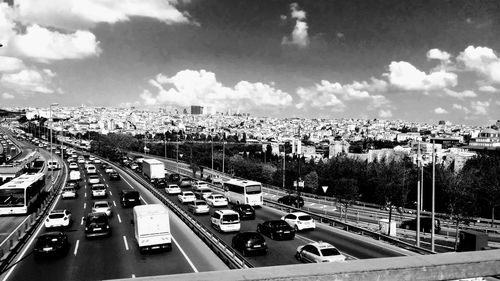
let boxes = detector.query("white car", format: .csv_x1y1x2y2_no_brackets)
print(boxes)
281,212,316,231
45,210,72,228
92,201,112,217
205,194,228,207
295,242,346,263
165,184,181,195
178,191,196,204
192,180,209,191
104,167,114,174
93,159,101,164
69,162,78,170
91,184,107,198
77,157,85,164
61,187,77,199
88,175,100,184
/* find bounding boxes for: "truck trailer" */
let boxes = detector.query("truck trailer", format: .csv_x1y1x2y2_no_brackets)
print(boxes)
142,159,165,181
132,204,171,253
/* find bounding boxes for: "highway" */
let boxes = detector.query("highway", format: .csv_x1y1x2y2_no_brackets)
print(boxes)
1,149,228,281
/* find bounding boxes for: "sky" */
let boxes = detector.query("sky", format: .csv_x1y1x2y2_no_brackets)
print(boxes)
0,0,500,126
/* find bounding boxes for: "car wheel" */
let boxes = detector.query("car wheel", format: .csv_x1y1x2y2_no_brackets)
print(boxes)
295,252,301,261
257,226,261,233
294,225,299,232
270,232,275,240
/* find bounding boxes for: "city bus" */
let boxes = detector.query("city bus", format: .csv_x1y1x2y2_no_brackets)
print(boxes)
223,179,263,207
0,172,46,215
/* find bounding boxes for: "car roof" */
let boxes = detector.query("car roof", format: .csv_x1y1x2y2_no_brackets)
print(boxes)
216,209,238,215
94,200,109,204
50,209,67,214
310,241,335,249
289,211,309,216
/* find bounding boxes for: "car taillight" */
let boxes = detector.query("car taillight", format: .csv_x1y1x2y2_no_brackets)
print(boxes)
64,217,68,221
246,242,252,247
46,218,49,222
246,198,249,203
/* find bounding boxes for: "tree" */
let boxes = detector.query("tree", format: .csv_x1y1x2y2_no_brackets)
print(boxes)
439,165,479,250
332,178,359,222
303,171,319,194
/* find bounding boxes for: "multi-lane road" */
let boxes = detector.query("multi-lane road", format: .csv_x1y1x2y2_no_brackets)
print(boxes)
1,148,228,281
1,142,415,281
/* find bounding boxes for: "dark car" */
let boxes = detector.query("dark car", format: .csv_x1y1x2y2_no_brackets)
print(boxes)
257,220,295,240
85,212,111,238
155,179,167,189
33,232,70,258
400,217,441,234
231,204,256,220
168,173,181,183
231,232,267,256
109,171,121,181
277,195,304,208
120,190,141,208
179,177,192,188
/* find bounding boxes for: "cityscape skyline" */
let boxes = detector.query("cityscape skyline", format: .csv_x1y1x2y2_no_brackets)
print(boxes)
1,0,500,126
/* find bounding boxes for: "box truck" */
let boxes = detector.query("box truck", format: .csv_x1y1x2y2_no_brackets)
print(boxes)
132,204,171,253
142,159,165,181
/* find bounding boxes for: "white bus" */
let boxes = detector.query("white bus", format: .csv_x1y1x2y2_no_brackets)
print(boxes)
223,179,263,207
0,173,46,215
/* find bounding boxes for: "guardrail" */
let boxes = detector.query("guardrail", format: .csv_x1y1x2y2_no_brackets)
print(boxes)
0,165,65,274
107,161,253,270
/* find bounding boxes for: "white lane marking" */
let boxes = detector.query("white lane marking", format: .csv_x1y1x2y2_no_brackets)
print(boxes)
113,201,116,207
81,216,85,226
74,240,80,256
84,184,87,189
171,236,198,273
84,192,87,198
109,191,113,196
117,214,122,223
123,236,129,251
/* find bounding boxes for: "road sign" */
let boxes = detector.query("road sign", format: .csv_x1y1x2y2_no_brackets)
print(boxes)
322,186,328,193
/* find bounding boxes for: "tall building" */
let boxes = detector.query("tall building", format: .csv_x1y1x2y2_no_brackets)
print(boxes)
191,106,204,115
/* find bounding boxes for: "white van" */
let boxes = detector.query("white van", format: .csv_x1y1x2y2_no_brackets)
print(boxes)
86,164,97,174
210,210,240,233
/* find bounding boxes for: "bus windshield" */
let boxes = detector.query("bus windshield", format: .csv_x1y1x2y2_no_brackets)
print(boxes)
0,189,25,207
245,185,262,195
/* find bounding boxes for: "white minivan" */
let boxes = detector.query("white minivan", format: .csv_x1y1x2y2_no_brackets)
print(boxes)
210,210,240,233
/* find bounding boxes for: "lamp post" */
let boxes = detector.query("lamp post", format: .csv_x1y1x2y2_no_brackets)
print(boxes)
176,137,179,172
222,141,225,174
49,103,58,181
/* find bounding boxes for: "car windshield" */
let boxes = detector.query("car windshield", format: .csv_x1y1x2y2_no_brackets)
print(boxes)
88,215,107,223
195,201,207,206
37,235,62,244
298,215,312,221
49,213,65,219
184,192,194,196
273,221,289,228
92,185,105,190
89,175,99,179
63,188,75,192
213,195,224,199
321,247,342,256
245,184,261,194
95,203,108,208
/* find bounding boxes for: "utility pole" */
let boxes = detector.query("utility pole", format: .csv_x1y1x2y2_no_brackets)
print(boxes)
416,141,421,247
222,141,225,173
431,140,436,251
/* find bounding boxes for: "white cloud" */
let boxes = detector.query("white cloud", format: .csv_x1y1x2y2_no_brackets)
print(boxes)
0,5,101,62
478,85,498,92
0,56,26,73
457,46,500,83
1,68,58,94
282,3,309,48
378,110,393,118
295,78,390,111
434,107,448,114
10,25,100,62
141,69,293,113
470,101,489,115
452,104,470,114
2,92,14,99
385,61,457,91
443,88,477,99
295,86,345,111
18,0,191,31
427,48,451,63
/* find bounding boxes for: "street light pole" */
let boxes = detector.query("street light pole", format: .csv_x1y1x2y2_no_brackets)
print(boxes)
176,139,179,172
49,103,58,181
222,141,225,173
431,140,436,251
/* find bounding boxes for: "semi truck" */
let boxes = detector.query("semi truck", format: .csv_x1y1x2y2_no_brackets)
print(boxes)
142,159,165,181
132,204,171,253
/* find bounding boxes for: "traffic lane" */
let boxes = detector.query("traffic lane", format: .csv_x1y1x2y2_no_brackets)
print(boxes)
104,164,228,273
258,205,412,259
163,192,302,267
